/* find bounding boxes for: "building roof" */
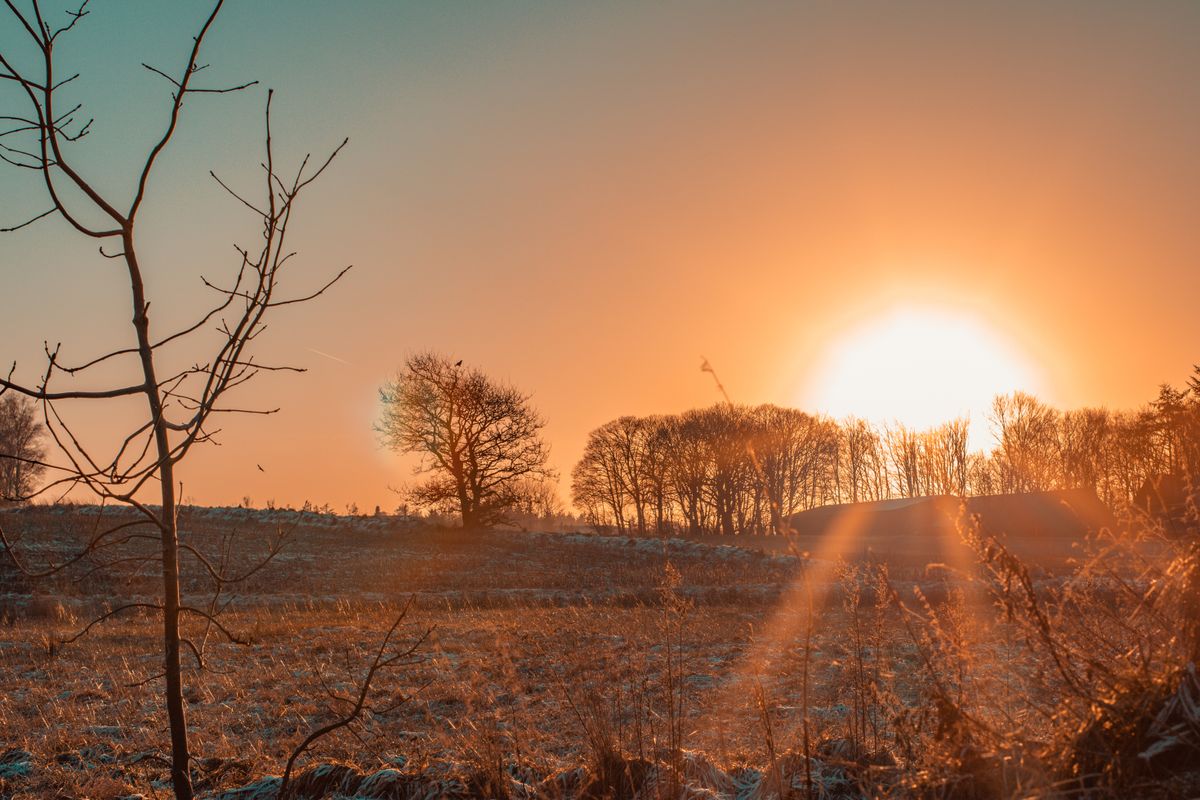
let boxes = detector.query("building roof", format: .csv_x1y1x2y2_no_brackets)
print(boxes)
1135,473,1197,516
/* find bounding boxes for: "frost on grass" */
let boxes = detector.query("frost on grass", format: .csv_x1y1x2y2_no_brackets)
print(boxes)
210,751,864,800
5,506,1200,798
0,749,33,780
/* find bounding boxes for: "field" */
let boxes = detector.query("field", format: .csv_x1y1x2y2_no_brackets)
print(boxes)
0,506,1196,799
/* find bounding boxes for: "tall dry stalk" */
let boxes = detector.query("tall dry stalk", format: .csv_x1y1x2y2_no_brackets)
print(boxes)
657,559,691,799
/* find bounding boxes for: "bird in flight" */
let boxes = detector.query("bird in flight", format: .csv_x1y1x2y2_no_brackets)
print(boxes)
455,360,463,367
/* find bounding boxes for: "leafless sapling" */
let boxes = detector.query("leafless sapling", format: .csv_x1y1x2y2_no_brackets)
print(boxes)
0,3,350,797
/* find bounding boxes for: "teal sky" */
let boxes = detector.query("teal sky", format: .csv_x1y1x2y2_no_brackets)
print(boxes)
3,1,1200,509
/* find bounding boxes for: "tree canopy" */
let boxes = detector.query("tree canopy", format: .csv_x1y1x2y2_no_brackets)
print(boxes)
378,352,552,528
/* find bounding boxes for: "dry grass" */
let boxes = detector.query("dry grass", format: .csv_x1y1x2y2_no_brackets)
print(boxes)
0,505,1197,799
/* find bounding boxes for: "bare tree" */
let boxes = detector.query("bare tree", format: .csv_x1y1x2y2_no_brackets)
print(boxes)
662,410,713,535
990,391,1062,493
886,424,922,498
640,415,674,535
0,394,45,505
839,417,887,504
753,405,839,531
508,476,566,530
378,352,552,528
575,416,655,535
919,418,970,496
695,404,753,536
574,405,842,536
571,434,627,531
609,416,654,535
573,416,667,534
0,4,348,798
1058,407,1111,494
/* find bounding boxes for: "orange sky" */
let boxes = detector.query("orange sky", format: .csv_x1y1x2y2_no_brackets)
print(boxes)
2,2,1199,511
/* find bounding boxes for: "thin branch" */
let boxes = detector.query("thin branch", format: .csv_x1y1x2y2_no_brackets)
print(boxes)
278,600,428,799
178,605,249,645
127,0,226,220
61,602,163,645
1,207,55,232
1,365,145,400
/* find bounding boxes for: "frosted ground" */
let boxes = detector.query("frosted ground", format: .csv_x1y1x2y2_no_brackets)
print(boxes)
0,506,1023,799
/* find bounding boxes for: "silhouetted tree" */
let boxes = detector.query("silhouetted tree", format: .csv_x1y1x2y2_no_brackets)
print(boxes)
641,415,674,534
571,432,626,530
839,417,887,504
991,392,1062,493
607,416,654,535
968,451,1001,496
696,405,754,535
922,418,971,496
1152,380,1200,477
575,405,841,536
0,395,45,505
1058,407,1112,496
0,4,348,797
572,416,652,533
662,410,712,534
378,353,551,528
886,424,922,498
754,405,839,530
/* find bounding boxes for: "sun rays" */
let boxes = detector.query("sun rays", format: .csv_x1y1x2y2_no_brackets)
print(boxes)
698,494,994,746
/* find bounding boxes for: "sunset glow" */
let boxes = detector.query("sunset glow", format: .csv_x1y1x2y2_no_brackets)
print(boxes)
806,306,1040,441
0,1,1197,513
6,4,1200,798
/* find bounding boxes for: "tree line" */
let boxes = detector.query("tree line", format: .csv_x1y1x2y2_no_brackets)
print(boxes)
10,354,1200,539
571,369,1200,536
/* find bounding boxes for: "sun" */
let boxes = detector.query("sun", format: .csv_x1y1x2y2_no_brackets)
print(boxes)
803,305,1041,445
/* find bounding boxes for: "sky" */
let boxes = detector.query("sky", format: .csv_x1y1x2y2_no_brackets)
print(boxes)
2,1,1200,511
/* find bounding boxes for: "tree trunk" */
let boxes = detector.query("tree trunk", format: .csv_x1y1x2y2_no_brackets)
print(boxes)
718,491,735,536
461,506,478,529
456,475,473,529
160,487,191,800
128,239,193,800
